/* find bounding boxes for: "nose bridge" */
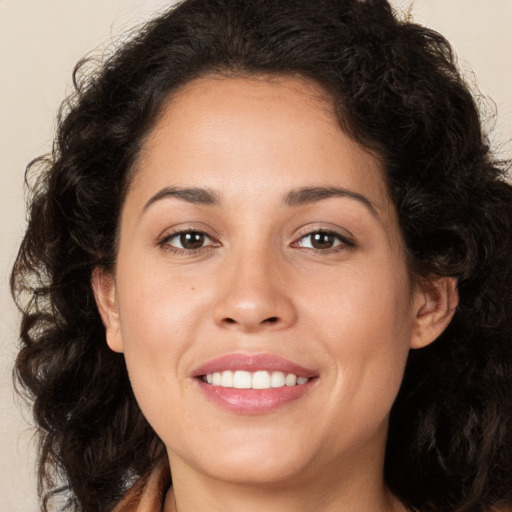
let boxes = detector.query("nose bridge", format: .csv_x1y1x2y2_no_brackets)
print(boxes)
213,239,296,332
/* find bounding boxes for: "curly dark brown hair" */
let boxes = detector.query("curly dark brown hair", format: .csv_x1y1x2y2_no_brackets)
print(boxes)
11,0,512,511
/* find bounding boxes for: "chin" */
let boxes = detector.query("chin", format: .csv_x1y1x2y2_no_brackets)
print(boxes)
202,455,312,487
168,428,319,486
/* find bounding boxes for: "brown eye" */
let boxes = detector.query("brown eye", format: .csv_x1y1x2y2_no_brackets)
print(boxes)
179,232,206,249
161,230,214,251
310,232,336,249
295,230,351,251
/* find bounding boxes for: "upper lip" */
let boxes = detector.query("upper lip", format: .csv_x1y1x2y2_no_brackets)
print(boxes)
192,353,317,378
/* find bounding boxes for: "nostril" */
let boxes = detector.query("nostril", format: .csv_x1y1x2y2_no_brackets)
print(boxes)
220,316,282,329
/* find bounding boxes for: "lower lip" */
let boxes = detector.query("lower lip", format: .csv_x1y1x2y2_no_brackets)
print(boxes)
196,379,315,414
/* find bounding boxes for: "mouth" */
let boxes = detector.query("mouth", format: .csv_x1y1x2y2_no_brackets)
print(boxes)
200,370,310,389
192,354,317,414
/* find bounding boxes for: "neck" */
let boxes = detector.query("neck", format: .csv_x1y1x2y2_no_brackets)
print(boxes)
164,452,406,512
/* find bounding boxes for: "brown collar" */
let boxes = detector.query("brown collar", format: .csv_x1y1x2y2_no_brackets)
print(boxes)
112,459,171,512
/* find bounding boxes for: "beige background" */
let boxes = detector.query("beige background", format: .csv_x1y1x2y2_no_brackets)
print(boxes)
1,1,510,510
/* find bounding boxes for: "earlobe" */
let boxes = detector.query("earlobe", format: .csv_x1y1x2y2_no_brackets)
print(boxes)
410,277,459,349
91,267,124,353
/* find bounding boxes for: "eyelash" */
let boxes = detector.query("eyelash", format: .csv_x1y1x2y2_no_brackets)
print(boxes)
157,228,354,255
291,229,355,252
158,229,218,255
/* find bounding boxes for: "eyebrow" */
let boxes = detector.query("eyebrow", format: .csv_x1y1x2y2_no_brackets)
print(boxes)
142,186,220,214
141,184,378,217
284,186,379,216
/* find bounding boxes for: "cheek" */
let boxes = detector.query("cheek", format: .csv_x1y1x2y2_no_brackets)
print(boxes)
303,254,413,342
113,259,212,408
301,259,413,411
116,257,210,346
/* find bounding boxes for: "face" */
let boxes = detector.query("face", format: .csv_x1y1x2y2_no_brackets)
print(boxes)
94,76,449,490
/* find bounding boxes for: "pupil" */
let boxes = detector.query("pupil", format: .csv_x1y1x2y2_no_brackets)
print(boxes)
180,232,204,249
312,232,334,249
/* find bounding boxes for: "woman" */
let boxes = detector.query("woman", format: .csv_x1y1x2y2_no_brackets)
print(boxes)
11,0,512,511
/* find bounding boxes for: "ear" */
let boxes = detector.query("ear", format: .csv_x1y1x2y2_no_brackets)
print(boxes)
91,267,124,353
410,277,459,349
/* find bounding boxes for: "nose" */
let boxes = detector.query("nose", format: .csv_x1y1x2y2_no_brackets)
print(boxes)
212,247,297,333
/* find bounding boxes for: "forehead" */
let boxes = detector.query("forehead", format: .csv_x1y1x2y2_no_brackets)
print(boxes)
129,75,391,213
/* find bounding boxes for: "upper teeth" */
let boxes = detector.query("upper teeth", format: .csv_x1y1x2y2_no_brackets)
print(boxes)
203,370,309,389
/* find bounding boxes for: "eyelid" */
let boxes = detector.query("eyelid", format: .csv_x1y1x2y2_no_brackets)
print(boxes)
291,227,355,251
157,226,220,253
156,224,354,254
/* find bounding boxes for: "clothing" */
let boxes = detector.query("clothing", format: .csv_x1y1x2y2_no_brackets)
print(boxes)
112,459,170,512
111,461,512,512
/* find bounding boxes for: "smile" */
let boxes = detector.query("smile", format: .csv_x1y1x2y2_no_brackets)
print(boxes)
193,354,317,414
201,370,310,389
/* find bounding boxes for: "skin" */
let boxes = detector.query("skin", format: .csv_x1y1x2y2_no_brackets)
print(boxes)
93,75,457,512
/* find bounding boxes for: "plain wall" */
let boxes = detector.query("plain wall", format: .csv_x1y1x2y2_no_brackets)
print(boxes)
1,1,510,510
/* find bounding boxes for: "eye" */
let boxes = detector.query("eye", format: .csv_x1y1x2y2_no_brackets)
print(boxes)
293,230,352,251
159,230,216,251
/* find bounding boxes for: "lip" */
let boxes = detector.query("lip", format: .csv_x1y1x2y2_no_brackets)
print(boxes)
192,353,318,415
192,353,317,378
